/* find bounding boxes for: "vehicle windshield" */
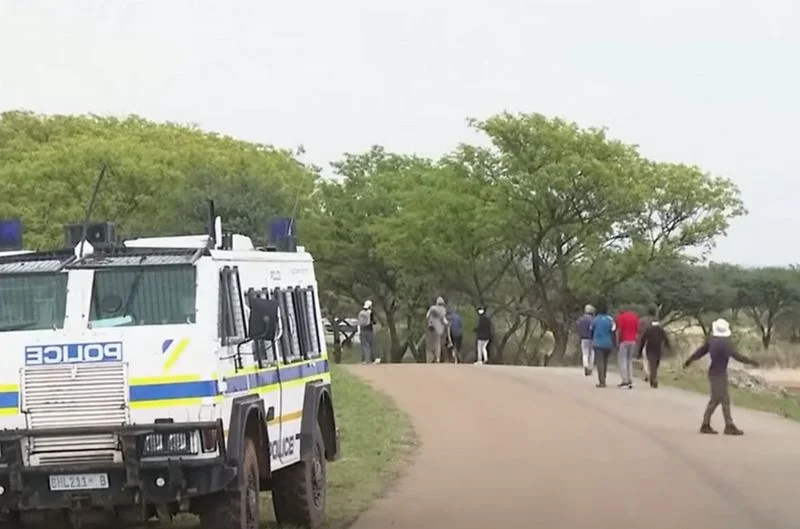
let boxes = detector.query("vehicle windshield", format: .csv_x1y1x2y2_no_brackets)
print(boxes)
0,273,68,332
89,266,197,327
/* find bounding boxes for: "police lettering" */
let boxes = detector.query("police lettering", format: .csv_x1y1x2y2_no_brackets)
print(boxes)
25,342,123,366
270,435,296,460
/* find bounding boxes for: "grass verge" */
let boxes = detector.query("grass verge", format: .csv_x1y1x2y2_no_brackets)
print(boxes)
176,363,414,528
654,364,800,422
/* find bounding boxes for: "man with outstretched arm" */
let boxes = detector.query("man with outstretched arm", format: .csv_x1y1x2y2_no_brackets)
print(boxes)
683,318,760,435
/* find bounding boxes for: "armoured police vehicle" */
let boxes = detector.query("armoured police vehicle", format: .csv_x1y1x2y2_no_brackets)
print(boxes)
0,217,339,529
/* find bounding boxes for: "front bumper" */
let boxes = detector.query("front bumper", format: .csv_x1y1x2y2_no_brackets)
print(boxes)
0,422,236,511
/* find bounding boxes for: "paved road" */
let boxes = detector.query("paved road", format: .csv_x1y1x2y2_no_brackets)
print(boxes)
345,364,799,529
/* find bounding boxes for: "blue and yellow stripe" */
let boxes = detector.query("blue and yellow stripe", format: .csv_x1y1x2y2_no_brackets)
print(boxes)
0,359,330,413
129,359,330,409
0,384,19,416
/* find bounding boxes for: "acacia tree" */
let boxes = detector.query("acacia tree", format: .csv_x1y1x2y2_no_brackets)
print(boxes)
735,267,800,349
303,146,437,362
468,112,745,362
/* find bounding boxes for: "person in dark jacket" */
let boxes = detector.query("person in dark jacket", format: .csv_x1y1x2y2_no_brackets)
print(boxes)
638,307,657,382
448,308,464,362
637,316,670,388
576,304,595,376
475,307,492,364
683,318,759,435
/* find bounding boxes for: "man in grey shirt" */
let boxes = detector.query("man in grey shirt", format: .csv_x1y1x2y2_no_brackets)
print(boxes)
425,296,448,363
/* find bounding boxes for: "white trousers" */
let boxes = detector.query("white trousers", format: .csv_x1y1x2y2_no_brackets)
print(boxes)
476,339,489,363
580,339,594,370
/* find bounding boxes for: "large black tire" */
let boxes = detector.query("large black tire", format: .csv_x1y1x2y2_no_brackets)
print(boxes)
271,422,326,528
199,437,260,529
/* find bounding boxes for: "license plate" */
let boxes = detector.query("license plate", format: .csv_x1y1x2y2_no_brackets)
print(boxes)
49,473,109,491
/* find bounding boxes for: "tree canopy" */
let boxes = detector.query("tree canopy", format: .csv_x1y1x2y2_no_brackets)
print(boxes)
5,109,793,365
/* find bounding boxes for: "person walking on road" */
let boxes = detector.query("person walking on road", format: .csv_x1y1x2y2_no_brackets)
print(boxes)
577,304,595,376
683,318,759,435
615,307,640,389
425,296,448,363
448,308,464,363
638,307,657,382
475,307,492,364
357,300,380,364
637,316,670,388
591,301,616,388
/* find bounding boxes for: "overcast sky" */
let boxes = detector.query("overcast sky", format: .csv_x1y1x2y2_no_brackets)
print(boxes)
1,0,797,266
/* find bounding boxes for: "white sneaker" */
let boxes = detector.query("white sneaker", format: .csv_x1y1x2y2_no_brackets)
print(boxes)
373,358,381,364
474,360,483,365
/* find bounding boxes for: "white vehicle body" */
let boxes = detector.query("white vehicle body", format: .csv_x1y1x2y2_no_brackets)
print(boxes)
0,229,337,526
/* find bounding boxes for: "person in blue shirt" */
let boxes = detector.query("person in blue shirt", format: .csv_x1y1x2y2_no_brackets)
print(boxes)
448,308,464,362
590,300,617,388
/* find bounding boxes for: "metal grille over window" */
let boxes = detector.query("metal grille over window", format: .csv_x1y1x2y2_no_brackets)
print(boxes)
89,267,196,327
227,267,246,338
304,288,321,356
282,289,301,359
219,267,246,342
0,273,68,332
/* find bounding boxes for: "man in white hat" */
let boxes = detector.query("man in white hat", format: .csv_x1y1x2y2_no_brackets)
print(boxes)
683,318,759,435
357,300,380,364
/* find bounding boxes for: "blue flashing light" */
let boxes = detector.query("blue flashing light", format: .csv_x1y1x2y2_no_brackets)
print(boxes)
269,217,295,242
0,219,23,251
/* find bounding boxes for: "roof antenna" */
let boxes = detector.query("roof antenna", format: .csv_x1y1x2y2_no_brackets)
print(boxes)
286,167,308,244
206,199,216,248
78,164,109,258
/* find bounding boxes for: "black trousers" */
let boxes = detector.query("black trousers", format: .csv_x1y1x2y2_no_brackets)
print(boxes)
452,334,463,354
646,351,661,387
594,347,612,385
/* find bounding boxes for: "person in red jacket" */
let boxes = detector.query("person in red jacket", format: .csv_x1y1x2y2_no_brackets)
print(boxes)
615,308,640,389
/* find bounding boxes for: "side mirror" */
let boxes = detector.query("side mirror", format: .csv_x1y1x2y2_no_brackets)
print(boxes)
248,297,279,341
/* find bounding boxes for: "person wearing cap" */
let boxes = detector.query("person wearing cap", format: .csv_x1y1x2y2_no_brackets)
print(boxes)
683,318,759,435
475,306,493,364
576,304,595,376
357,300,379,364
425,296,449,363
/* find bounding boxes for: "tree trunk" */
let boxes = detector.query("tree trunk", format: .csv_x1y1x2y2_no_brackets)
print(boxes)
547,324,569,366
493,315,526,365
386,308,404,363
761,328,772,349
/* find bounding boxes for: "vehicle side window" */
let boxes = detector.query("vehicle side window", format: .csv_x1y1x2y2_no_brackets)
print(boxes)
218,266,246,345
